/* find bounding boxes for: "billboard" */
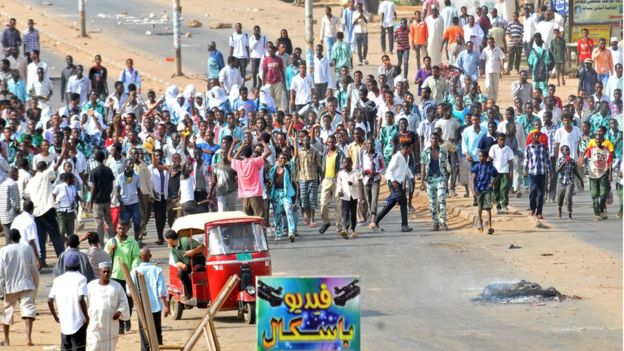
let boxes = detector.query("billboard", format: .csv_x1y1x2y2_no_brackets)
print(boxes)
257,276,361,351
571,0,623,24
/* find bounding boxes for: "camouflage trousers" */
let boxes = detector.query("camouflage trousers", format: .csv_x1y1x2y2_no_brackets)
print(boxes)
426,176,448,225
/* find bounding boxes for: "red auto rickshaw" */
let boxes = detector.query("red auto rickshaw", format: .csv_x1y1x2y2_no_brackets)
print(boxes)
168,211,271,324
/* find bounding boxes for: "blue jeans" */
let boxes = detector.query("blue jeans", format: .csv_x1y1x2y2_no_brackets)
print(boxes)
324,36,336,61
121,202,141,236
271,189,295,237
397,49,409,78
529,174,546,216
598,73,610,87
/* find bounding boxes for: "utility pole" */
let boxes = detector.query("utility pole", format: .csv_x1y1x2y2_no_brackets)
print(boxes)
79,0,86,37
173,0,183,76
305,0,314,76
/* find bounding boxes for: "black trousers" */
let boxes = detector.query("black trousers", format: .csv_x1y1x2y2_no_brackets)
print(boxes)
61,323,87,351
375,184,408,227
179,267,193,298
251,58,262,88
235,58,248,83
35,208,64,263
153,198,167,241
139,311,163,351
507,45,522,72
341,198,358,231
194,189,208,212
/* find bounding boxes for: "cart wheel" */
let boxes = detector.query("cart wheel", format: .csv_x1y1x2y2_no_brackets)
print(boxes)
243,302,256,324
170,298,184,320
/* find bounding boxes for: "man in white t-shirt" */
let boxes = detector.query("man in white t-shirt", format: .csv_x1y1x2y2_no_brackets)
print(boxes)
228,23,250,83
480,36,505,102
488,133,514,213
378,0,396,54
290,62,315,113
249,25,267,89
218,56,243,94
48,251,89,349
65,65,90,106
554,113,582,160
11,200,41,265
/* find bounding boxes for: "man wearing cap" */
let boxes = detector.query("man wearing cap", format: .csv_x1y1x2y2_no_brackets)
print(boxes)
86,261,130,351
48,250,89,350
0,229,39,346
131,248,169,351
578,58,599,96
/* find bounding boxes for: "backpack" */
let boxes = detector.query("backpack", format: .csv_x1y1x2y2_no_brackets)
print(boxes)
531,49,554,82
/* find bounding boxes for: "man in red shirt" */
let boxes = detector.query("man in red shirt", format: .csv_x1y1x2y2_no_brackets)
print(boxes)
261,42,286,112
227,138,272,217
576,28,594,66
394,18,410,79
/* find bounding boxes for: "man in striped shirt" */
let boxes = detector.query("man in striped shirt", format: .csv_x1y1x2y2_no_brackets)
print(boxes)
523,131,552,219
505,12,523,75
0,167,20,240
394,18,410,79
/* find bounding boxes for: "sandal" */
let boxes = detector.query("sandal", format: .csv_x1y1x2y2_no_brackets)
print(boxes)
487,228,495,235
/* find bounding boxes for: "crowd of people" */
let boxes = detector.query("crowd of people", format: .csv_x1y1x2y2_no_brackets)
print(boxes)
0,0,622,348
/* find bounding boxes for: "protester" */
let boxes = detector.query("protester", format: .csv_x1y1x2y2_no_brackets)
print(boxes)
420,132,449,230
48,251,89,350
0,229,39,347
86,261,130,351
472,150,498,234
53,233,96,282
103,220,139,334
131,247,168,351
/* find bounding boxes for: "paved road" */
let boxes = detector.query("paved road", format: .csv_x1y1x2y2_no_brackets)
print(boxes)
20,0,241,80
508,187,622,256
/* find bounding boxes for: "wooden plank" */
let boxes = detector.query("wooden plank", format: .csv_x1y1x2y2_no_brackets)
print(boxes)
209,320,220,351
159,346,183,350
137,272,161,351
202,325,217,351
181,275,239,351
119,258,151,347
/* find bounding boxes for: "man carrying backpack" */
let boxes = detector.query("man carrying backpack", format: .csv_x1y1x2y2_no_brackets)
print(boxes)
528,33,553,94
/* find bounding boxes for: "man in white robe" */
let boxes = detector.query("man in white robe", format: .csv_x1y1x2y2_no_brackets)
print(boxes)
86,262,130,351
425,7,445,66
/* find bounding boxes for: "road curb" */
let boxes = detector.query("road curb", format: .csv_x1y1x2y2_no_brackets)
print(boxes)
0,9,173,89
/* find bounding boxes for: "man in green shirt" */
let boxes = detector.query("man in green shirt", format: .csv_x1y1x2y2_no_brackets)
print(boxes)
104,219,140,334
332,31,353,76
550,28,567,86
165,230,205,305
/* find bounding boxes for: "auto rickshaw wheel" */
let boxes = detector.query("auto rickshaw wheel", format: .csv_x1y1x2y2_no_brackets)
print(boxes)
170,297,184,320
242,302,256,324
